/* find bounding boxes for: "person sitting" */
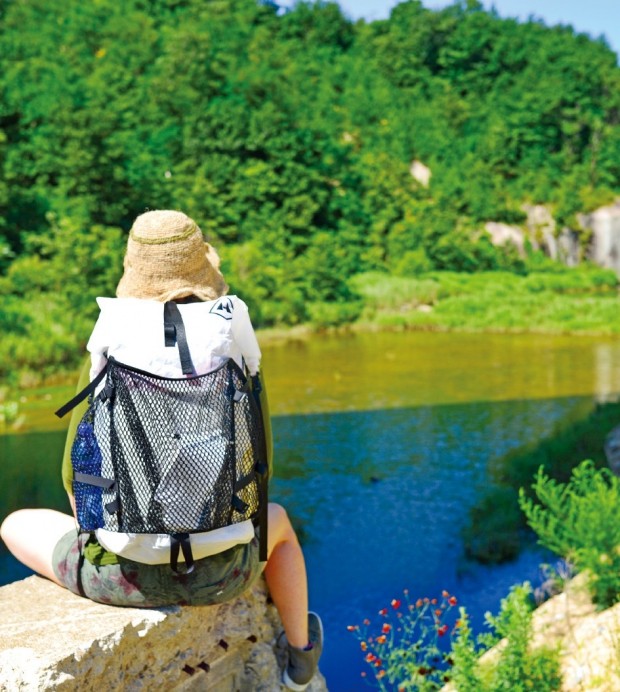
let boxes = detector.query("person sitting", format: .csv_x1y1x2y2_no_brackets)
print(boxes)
1,210,323,691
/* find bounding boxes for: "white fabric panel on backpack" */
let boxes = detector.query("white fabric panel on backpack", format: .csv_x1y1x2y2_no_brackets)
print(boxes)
87,295,261,381
95,520,256,564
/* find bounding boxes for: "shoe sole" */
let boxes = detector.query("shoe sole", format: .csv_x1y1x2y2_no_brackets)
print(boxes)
282,612,325,691
282,668,312,691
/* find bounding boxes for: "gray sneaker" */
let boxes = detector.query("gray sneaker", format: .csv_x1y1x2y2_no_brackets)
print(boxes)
282,612,324,691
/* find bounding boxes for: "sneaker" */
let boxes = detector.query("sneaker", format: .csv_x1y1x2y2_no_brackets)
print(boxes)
282,612,324,691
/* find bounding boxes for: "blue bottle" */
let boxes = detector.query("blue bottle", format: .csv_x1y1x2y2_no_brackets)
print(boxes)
71,419,104,529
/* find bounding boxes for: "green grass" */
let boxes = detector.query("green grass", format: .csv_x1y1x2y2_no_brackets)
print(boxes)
350,267,620,334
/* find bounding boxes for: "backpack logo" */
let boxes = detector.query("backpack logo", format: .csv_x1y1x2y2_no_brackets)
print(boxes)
210,297,233,320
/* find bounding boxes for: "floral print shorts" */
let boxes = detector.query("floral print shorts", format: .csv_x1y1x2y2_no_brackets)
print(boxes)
52,531,262,608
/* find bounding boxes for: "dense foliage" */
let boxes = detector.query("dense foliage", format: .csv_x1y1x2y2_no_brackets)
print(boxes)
1,0,619,382
520,461,620,607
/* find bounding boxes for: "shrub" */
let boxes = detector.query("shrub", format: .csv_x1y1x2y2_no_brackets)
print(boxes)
393,249,434,276
519,460,620,607
480,584,562,691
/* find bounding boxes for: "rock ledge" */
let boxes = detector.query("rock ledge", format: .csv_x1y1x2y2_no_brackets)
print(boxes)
0,576,327,691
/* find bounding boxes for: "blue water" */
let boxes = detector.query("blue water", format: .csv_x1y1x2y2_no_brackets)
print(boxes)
0,395,597,690
270,397,591,690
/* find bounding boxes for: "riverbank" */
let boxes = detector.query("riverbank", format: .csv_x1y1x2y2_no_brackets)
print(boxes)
4,265,620,393
3,265,620,433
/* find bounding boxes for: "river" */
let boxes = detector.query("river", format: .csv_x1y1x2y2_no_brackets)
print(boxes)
2,330,620,689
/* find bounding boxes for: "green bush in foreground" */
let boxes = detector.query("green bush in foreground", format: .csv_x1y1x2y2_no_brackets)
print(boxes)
520,460,620,608
451,584,561,692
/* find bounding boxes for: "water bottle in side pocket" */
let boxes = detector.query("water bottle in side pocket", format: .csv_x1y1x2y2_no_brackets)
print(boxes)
71,418,104,529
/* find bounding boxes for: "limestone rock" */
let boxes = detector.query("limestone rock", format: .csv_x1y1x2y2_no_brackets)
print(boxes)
530,574,620,691
409,160,431,187
0,576,328,691
581,201,620,275
485,222,526,256
523,203,556,256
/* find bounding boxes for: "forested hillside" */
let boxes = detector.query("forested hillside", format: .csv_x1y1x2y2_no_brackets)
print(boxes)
1,0,620,382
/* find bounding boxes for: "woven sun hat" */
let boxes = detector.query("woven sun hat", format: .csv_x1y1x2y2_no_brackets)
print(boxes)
116,210,228,302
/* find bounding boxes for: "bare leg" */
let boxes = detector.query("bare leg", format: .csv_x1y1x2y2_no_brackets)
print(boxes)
0,509,77,586
264,503,309,648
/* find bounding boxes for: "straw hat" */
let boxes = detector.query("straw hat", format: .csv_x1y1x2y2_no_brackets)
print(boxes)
116,210,228,302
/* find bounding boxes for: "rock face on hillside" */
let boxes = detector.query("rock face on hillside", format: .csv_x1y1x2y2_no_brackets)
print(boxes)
486,201,620,274
580,201,620,275
0,575,328,691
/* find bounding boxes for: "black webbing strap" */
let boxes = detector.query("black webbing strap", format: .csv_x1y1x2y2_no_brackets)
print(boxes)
257,466,268,561
170,532,195,574
163,302,195,376
55,365,108,418
73,472,116,490
250,372,268,561
234,472,255,493
73,474,119,514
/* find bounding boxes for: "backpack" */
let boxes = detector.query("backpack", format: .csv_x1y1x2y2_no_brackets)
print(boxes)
56,301,268,572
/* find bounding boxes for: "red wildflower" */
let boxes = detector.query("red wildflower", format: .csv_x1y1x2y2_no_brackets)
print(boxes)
416,599,424,608
448,596,458,606
377,670,386,679
363,618,371,626
431,598,437,605
365,653,376,663
360,642,367,651
442,590,450,598
376,635,386,644
391,599,401,609
382,623,392,634
374,659,382,667
347,625,358,631
438,625,449,636
378,608,388,616
435,609,443,617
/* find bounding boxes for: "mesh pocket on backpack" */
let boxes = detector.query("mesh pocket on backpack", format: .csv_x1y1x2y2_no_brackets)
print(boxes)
84,359,263,534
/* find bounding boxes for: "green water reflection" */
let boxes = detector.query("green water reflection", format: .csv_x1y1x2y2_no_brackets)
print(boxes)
263,331,620,414
9,331,620,434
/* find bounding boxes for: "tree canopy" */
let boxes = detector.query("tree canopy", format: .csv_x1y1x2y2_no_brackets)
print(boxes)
1,0,619,380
